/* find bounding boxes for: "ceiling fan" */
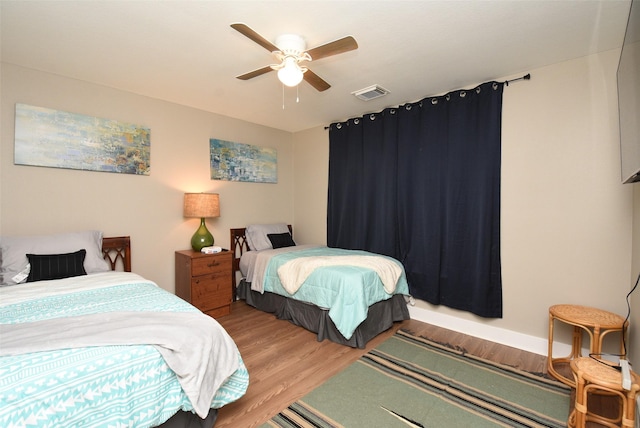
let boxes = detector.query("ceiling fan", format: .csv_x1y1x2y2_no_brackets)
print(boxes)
231,23,358,92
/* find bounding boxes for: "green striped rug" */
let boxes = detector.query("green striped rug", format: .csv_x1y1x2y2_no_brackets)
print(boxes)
262,329,571,428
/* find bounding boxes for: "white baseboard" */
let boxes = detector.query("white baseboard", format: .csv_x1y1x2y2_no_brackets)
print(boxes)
408,305,574,357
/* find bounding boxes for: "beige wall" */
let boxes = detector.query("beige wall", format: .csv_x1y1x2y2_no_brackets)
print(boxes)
1,63,294,291
499,49,632,344
292,126,328,245
293,50,636,354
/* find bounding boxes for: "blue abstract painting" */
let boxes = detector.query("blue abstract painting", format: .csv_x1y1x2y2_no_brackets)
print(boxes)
210,138,277,183
14,104,151,175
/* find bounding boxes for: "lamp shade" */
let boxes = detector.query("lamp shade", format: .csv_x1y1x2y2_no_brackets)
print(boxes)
183,193,220,218
277,57,304,87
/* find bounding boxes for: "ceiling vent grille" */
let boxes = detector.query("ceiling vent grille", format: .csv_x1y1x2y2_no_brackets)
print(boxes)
352,85,390,101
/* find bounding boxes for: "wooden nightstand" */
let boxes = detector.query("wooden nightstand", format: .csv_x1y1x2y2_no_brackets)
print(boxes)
175,249,233,319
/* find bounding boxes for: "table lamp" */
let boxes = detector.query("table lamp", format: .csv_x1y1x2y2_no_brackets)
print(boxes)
183,193,220,251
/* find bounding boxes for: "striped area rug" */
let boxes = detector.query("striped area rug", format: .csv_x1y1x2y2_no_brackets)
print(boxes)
262,329,571,428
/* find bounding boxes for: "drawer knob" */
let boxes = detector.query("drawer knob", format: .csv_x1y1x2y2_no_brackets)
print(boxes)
207,261,220,268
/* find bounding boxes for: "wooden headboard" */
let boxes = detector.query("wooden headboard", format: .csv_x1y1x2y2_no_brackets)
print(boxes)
102,236,131,272
230,226,292,288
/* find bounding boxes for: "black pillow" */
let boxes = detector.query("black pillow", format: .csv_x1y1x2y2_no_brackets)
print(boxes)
26,249,87,282
267,232,296,249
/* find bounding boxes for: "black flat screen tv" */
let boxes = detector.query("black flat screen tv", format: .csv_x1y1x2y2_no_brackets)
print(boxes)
618,0,640,183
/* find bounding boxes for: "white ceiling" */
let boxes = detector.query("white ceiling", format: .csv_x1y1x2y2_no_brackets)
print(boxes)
0,1,632,133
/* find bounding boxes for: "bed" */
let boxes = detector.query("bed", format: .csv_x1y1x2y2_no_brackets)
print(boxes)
0,231,249,428
231,224,410,348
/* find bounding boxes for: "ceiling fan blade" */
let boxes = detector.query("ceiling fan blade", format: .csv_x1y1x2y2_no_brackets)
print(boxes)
236,66,274,80
304,69,331,92
306,36,358,61
231,23,279,53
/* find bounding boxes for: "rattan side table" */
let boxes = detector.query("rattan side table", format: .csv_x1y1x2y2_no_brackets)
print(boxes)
548,304,627,388
568,357,639,428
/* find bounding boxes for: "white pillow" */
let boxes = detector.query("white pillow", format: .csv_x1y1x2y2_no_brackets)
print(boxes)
0,230,111,285
245,223,290,251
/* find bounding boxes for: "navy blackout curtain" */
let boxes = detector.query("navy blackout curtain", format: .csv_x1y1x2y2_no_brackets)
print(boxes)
327,81,504,318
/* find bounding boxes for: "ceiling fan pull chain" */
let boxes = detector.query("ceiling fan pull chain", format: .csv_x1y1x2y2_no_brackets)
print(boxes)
297,86,300,103
282,84,285,110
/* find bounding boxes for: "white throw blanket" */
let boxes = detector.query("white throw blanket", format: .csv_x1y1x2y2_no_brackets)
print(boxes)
248,245,319,293
0,311,240,418
277,255,403,295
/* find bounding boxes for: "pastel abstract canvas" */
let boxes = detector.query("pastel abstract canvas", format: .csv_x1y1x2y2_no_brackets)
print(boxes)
210,138,277,183
14,104,150,175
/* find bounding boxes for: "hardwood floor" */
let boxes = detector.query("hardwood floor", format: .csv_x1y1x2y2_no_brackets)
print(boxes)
214,301,564,427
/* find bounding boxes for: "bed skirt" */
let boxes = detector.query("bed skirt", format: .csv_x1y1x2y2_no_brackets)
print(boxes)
236,280,409,349
160,408,217,428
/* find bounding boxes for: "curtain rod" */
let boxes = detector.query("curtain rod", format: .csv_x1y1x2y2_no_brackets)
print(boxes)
504,73,531,86
325,73,531,129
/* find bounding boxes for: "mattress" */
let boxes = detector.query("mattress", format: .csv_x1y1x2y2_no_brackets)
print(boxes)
0,272,249,428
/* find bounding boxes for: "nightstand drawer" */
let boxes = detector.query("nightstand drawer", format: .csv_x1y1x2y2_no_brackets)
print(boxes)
191,273,232,311
191,254,231,276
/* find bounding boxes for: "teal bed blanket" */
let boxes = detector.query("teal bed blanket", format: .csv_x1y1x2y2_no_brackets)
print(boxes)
0,272,249,428
258,246,410,340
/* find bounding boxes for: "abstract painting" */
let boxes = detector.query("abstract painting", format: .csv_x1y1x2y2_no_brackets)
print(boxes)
210,138,277,183
14,103,151,175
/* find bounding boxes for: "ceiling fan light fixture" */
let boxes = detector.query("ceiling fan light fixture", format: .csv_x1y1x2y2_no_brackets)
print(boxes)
277,56,304,87
275,34,306,56
231,24,358,91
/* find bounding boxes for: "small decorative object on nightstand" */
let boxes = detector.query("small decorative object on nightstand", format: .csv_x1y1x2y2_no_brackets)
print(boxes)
175,249,232,319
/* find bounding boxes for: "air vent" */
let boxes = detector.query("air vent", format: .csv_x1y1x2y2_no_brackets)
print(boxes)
352,85,390,101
